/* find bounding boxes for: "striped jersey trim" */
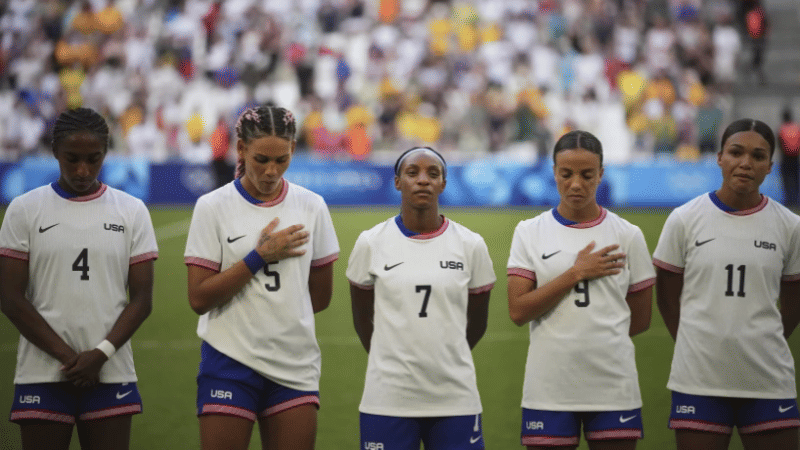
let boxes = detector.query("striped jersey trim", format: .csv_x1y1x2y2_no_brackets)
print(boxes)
783,273,800,282
79,403,142,421
552,207,607,229
586,429,643,440
311,253,339,268
740,418,800,434
669,419,733,434
200,403,257,422
507,267,536,281
653,258,684,274
522,435,579,446
185,257,221,272
260,395,320,418
628,277,655,293
469,283,494,294
51,182,108,201
130,251,159,265
10,409,75,424
709,192,769,216
234,178,289,207
0,248,29,261
348,280,374,291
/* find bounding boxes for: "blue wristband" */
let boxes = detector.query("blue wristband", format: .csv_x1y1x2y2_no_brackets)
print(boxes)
243,250,265,274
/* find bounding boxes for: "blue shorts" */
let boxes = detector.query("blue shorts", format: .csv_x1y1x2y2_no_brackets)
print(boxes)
10,382,142,424
521,408,643,447
361,413,484,450
196,341,319,422
670,391,800,434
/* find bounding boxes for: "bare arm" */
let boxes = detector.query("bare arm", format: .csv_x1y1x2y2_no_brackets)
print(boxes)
0,256,77,365
350,285,374,353
466,290,490,349
63,259,155,386
188,218,309,315
626,285,653,336
655,267,683,341
780,279,800,338
508,242,626,326
308,263,334,313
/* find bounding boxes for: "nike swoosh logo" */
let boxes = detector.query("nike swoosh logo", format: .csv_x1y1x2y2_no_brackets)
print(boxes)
542,251,561,259
384,262,404,271
469,435,482,444
116,391,132,400
38,224,59,233
619,415,637,423
779,405,796,413
696,238,715,246
227,235,246,243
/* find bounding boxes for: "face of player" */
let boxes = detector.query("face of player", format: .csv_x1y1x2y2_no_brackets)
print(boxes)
717,130,772,197
237,135,295,202
394,152,446,210
54,131,106,196
554,148,603,215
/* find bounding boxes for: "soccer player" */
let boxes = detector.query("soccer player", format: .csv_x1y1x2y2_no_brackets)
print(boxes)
0,107,158,450
184,105,339,450
347,146,496,450
653,118,800,450
507,130,655,450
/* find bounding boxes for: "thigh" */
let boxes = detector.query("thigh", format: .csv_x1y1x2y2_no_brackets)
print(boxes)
19,420,73,450
360,413,421,450
583,409,643,441
259,403,317,450
740,428,799,450
423,414,484,450
521,408,580,448
675,429,732,450
76,415,132,450
199,415,254,450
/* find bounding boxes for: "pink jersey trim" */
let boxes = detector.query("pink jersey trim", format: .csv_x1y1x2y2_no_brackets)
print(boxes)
409,217,449,240
653,258,684,274
79,404,142,421
567,207,607,229
130,251,158,265
586,429,643,440
669,419,732,434
185,257,221,272
260,395,320,418
311,253,339,268
10,409,75,424
257,178,289,207
0,248,29,261
782,273,800,282
726,195,769,216
348,280,374,290
522,435,579,446
507,267,536,281
740,418,800,434
69,183,108,202
628,277,655,293
469,283,494,294
200,404,257,422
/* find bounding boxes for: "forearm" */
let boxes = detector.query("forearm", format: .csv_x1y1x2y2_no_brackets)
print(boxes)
466,291,490,349
627,286,653,337
509,268,581,325
1,297,76,364
655,268,682,340
188,262,254,315
308,264,334,313
350,285,374,352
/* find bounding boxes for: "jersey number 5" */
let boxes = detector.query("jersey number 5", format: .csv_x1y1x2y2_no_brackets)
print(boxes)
72,248,89,280
264,261,280,291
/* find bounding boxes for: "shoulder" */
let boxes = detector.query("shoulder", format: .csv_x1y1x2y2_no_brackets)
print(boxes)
445,219,487,246
763,197,800,228
514,210,551,232
602,209,644,235
286,181,327,207
103,186,147,209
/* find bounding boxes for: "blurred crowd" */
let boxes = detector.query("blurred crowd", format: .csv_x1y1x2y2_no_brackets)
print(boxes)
0,0,769,164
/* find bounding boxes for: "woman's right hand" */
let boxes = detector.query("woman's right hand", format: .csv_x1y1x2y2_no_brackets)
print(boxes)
572,241,625,280
255,218,309,262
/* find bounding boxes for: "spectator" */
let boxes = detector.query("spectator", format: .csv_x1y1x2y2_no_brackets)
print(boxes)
779,107,800,206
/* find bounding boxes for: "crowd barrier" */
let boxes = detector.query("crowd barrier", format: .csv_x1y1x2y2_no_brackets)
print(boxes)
0,154,784,207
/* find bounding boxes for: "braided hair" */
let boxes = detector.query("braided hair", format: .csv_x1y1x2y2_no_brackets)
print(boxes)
235,105,297,178
52,108,110,155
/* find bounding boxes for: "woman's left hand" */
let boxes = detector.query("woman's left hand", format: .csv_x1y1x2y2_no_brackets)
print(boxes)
61,350,107,387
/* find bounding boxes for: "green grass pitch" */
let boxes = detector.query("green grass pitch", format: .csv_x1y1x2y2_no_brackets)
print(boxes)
0,206,798,449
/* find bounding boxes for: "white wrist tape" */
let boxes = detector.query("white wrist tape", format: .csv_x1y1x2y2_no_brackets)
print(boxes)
95,339,116,358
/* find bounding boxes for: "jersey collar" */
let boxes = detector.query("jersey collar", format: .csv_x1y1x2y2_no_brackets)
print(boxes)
234,177,288,207
51,182,107,202
394,214,449,239
708,191,768,215
552,207,607,228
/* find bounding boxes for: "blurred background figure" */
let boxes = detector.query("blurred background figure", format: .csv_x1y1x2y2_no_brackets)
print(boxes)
779,107,800,207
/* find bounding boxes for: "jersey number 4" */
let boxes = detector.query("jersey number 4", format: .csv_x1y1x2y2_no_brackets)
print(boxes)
72,248,89,280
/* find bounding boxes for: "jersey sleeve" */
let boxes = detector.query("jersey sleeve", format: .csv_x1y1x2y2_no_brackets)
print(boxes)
468,235,496,294
652,209,686,273
310,199,339,267
0,197,30,260
346,231,374,290
507,221,536,281
184,196,222,272
129,199,159,265
783,219,800,280
626,226,656,292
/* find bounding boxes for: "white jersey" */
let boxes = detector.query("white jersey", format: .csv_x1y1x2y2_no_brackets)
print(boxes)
0,183,158,384
507,208,655,411
184,178,339,392
653,193,800,399
346,216,496,417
